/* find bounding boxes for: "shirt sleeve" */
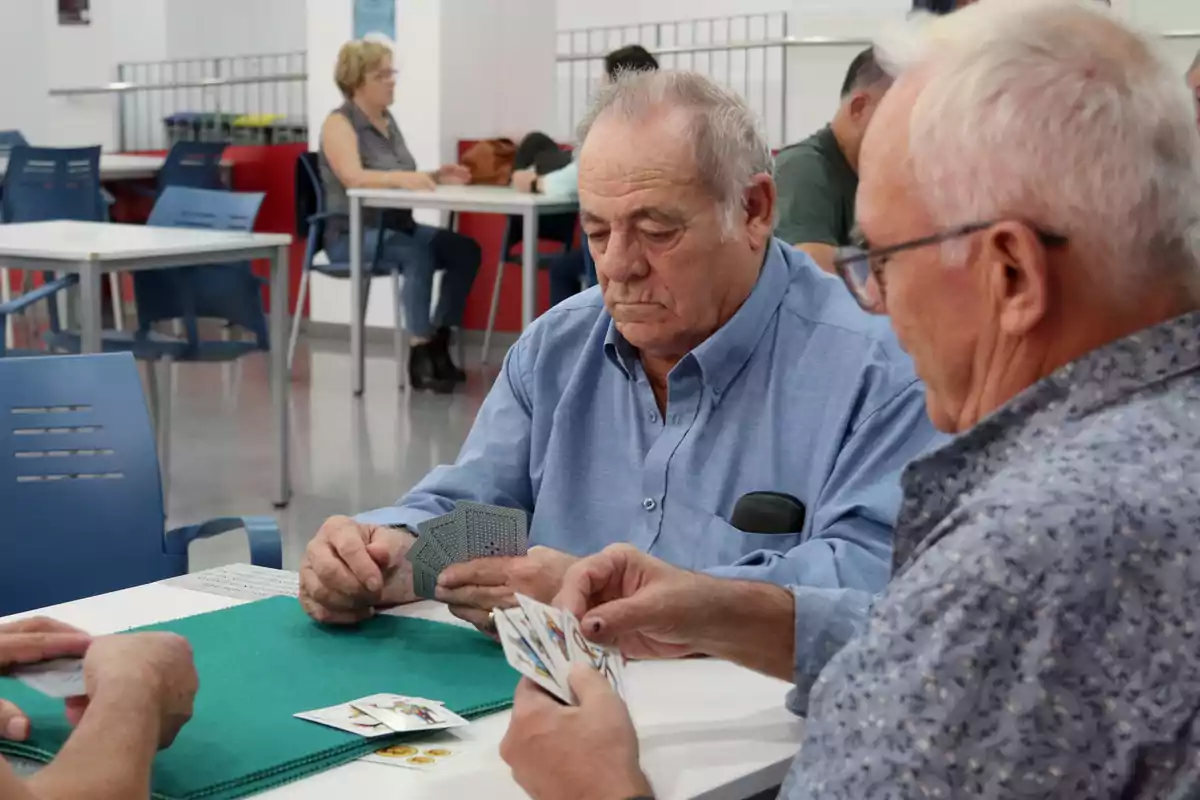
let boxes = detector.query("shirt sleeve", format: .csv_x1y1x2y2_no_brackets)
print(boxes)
785,585,874,717
355,340,536,530
705,380,941,591
773,147,842,247
538,161,578,198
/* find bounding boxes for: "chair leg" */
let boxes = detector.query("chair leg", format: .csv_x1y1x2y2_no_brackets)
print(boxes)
1,267,10,351
286,268,311,373
480,251,507,367
108,273,124,331
159,359,174,515
391,269,408,391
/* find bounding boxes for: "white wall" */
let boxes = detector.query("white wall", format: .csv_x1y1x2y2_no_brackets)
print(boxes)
0,0,49,142
110,0,168,64
166,0,306,59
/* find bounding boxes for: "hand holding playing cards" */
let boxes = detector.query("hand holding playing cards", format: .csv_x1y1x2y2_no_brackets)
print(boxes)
72,633,199,748
437,546,577,632
556,544,715,661
0,618,92,741
501,666,651,800
300,516,416,624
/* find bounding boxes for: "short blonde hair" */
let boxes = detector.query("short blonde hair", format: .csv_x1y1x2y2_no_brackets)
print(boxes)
334,40,392,99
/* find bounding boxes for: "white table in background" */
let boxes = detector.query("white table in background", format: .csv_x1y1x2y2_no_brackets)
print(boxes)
346,186,580,396
0,153,167,182
2,566,802,800
0,220,293,507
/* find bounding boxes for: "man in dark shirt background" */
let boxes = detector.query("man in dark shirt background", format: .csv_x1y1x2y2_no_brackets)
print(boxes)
773,48,892,273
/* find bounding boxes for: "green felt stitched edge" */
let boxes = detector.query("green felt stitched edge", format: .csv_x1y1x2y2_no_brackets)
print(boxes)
0,596,519,800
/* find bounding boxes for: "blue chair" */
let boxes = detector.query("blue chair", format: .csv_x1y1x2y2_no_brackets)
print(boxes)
0,352,281,616
134,141,227,197
0,130,28,156
35,187,269,502
287,152,401,376
0,145,111,354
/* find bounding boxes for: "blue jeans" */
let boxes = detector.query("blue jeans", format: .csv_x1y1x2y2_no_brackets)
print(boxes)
327,224,482,338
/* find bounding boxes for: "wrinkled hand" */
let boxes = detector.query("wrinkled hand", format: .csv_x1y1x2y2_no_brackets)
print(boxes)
501,666,651,800
437,164,471,185
398,171,438,191
436,546,578,633
0,618,92,741
300,516,414,624
555,544,712,661
70,633,198,749
510,169,538,193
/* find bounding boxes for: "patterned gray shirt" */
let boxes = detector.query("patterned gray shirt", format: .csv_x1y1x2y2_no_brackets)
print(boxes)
783,311,1200,799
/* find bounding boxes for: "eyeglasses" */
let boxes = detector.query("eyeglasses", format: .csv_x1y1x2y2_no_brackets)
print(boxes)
369,68,398,81
833,220,1069,313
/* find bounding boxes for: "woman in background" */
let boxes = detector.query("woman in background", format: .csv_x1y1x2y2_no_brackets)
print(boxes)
320,39,481,393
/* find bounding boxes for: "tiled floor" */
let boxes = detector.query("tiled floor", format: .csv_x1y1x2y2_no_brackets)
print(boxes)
169,337,496,572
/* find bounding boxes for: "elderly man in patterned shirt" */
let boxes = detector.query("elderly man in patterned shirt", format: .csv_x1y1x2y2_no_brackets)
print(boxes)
498,2,1200,799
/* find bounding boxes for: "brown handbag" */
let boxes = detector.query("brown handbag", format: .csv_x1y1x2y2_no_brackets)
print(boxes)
461,138,517,186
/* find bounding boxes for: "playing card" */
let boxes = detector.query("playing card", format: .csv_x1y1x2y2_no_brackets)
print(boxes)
419,511,471,564
515,594,572,687
494,607,572,704
361,733,463,771
405,532,454,595
294,702,394,737
563,612,627,699
454,501,528,559
505,605,572,699
10,658,85,699
349,694,469,734
411,562,439,601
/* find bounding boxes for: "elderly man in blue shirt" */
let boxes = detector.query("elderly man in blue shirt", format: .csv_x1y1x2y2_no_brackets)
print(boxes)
297,66,940,633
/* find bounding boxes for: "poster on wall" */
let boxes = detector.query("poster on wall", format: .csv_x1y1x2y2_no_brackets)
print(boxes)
57,0,90,25
353,0,395,41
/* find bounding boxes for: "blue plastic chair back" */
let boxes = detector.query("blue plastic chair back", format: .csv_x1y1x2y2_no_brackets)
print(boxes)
0,145,106,224
133,187,269,351
0,130,28,156
0,353,184,615
296,151,328,271
157,141,227,192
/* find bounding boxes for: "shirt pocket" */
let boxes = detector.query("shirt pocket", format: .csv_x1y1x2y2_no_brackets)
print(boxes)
692,509,807,571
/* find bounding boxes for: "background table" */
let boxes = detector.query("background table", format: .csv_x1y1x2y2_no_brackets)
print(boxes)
0,571,803,800
346,186,580,396
0,153,233,182
0,220,293,507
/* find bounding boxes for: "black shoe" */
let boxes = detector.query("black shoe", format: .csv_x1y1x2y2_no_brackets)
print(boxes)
409,343,456,394
433,327,467,383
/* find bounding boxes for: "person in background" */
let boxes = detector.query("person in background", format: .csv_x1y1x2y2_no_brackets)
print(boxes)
320,39,482,394
499,2,1200,798
297,70,941,650
511,45,660,307
773,48,893,274
0,618,198,799
1189,51,1200,130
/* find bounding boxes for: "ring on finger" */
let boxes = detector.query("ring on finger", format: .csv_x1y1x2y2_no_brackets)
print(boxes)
482,610,498,635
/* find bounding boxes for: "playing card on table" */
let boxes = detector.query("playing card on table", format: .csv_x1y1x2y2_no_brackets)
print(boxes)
494,607,573,704
350,694,469,734
10,658,85,699
454,501,528,559
361,733,464,771
563,610,627,700
294,702,394,737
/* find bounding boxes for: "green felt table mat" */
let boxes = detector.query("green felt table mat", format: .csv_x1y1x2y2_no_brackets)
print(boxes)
0,596,519,799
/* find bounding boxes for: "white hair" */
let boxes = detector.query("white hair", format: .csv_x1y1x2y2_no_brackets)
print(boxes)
576,70,774,234
875,0,1200,299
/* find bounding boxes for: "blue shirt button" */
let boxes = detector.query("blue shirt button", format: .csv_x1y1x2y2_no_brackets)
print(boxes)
642,497,657,511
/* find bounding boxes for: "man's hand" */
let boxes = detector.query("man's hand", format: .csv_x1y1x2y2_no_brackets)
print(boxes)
0,618,92,741
555,544,718,661
299,516,415,624
511,168,538,193
501,667,651,800
436,546,577,632
436,164,471,185
70,633,198,748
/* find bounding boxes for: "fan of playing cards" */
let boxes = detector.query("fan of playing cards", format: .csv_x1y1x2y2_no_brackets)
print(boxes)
497,594,626,705
407,501,530,600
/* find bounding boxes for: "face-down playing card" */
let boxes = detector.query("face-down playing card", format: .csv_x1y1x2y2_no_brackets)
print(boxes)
453,502,529,559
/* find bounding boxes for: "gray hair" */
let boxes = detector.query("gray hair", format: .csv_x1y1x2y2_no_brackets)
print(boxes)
577,70,774,234
875,0,1200,301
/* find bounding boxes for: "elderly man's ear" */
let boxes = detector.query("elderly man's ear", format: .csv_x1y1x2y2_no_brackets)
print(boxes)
743,174,778,250
983,221,1051,337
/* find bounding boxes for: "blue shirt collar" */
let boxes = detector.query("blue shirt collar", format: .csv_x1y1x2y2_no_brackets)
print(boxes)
602,240,791,397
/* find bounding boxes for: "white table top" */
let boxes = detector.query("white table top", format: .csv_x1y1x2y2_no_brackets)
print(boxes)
349,185,580,215
0,220,290,263
1,576,802,800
